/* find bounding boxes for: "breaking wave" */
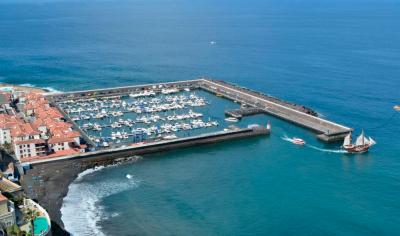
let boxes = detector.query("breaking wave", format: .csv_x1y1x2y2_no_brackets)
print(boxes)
42,86,62,94
19,83,62,94
61,163,141,236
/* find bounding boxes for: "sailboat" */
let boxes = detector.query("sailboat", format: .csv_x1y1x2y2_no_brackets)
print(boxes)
342,130,376,153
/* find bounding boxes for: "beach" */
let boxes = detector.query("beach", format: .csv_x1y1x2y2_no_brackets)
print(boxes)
21,155,140,235
0,83,48,94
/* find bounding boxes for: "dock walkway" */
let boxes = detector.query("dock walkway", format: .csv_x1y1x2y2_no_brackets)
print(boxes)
225,107,265,119
47,78,352,142
26,126,270,165
199,79,352,141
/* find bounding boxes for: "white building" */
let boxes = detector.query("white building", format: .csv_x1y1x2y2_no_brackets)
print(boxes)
0,194,16,228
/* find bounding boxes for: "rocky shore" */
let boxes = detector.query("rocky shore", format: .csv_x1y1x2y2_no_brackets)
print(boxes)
21,156,141,235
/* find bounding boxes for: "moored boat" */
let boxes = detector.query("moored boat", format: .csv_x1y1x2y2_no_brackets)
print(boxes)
225,117,238,122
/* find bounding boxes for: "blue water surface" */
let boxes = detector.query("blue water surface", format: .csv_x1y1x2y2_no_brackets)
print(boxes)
1,0,400,235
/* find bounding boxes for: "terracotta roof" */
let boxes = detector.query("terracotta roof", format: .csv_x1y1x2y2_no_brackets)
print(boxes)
0,193,8,202
48,136,74,144
2,92,81,154
46,149,79,158
14,139,46,145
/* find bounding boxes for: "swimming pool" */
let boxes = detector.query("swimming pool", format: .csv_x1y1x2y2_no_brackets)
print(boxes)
33,217,49,236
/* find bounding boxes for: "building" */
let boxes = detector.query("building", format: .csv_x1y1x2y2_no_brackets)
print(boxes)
0,92,11,111
0,114,18,145
0,92,83,161
0,194,16,228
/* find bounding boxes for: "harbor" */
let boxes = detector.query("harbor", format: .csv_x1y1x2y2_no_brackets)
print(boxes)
0,77,349,167
46,78,352,156
2,2,396,235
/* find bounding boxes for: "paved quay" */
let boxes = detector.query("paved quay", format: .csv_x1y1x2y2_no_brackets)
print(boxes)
46,78,352,142
25,126,270,165
198,79,352,141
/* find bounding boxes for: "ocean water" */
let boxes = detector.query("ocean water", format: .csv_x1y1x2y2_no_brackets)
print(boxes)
1,0,400,235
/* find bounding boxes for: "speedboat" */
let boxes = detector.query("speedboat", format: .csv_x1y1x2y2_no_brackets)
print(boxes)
292,138,306,145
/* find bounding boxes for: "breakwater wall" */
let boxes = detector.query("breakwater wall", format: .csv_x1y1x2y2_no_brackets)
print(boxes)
27,126,270,166
46,79,202,102
46,78,352,142
199,79,352,141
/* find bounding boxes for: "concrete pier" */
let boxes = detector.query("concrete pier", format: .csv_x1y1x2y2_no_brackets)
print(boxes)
225,107,265,119
198,79,352,141
26,126,270,165
47,78,352,142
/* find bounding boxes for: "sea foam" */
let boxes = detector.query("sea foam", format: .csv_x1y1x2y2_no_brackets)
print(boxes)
61,163,141,236
18,83,62,94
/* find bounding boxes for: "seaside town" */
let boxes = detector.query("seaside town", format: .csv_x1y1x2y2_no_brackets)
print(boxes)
0,80,274,235
0,81,267,235
0,91,85,162
0,78,379,235
0,86,69,235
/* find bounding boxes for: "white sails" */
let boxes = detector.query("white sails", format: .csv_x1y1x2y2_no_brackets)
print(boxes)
368,137,377,146
343,130,376,152
355,130,371,146
343,133,352,146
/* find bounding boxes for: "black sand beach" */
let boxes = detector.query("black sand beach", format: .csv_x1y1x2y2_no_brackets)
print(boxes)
21,156,139,235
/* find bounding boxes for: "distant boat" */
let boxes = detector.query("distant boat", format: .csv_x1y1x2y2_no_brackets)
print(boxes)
291,138,305,145
342,130,376,153
394,105,400,111
210,41,216,45
163,134,178,140
225,117,238,122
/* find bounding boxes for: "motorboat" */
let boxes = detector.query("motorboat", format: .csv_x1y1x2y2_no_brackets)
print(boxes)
291,138,306,145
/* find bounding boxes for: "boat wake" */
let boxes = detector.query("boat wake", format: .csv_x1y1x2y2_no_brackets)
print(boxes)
126,174,133,179
306,145,347,154
281,135,294,142
281,135,346,154
61,164,141,236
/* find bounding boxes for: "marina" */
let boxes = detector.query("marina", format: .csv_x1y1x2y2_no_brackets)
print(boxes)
47,78,353,155
56,90,221,148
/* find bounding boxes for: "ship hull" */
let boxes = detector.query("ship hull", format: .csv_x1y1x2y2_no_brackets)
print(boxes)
344,144,370,153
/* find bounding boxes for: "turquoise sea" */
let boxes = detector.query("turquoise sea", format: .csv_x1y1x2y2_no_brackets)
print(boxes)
1,0,400,235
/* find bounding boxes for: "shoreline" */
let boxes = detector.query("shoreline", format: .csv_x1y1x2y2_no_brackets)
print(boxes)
0,82,49,94
21,155,141,235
